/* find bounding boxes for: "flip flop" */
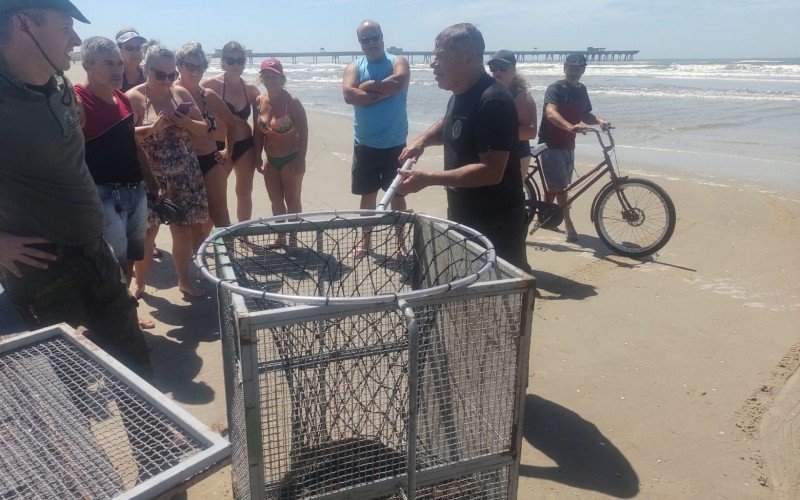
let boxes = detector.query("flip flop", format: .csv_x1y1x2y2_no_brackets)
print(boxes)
138,316,156,329
566,230,579,243
179,286,205,298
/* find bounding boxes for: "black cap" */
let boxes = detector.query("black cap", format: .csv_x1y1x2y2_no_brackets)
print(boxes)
0,0,90,23
564,53,587,66
488,49,516,67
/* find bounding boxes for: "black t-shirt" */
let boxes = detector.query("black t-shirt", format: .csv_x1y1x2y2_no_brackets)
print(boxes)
442,73,523,222
538,79,592,149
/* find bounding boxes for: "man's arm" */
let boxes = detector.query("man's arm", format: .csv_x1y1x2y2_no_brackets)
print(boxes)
342,62,390,106
584,112,611,130
398,118,444,163
0,231,56,278
516,92,537,141
545,103,588,134
358,56,410,96
396,150,510,194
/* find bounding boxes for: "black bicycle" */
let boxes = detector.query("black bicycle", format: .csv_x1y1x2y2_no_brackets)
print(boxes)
524,128,676,258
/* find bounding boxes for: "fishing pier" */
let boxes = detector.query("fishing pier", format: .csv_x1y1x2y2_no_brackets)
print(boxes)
213,47,639,65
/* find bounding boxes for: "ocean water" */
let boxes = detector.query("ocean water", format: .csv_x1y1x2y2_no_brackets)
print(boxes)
208,58,800,188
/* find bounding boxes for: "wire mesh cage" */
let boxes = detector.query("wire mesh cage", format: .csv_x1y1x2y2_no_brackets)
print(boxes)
197,210,535,499
0,324,230,500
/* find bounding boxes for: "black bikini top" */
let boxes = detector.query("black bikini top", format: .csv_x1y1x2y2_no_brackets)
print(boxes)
199,89,218,132
222,77,250,120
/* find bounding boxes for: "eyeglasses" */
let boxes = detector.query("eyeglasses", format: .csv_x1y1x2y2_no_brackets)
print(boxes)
152,70,178,82
358,33,381,44
122,45,143,53
225,56,246,66
182,62,206,73
488,63,511,73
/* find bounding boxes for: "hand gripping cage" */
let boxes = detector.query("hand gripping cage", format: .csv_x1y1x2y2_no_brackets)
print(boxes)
197,210,536,499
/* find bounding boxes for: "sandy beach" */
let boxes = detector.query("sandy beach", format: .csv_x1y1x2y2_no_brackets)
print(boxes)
57,65,800,498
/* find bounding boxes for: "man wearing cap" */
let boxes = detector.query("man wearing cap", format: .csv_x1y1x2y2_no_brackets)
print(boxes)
0,0,152,376
397,23,531,273
115,27,146,92
342,20,410,255
538,53,610,242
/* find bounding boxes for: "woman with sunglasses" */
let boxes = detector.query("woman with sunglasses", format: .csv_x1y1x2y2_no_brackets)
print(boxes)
253,58,308,247
176,42,237,237
116,27,146,92
127,43,210,298
201,41,261,222
488,50,538,181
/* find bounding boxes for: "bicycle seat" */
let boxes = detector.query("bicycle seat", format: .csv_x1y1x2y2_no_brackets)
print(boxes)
531,144,548,157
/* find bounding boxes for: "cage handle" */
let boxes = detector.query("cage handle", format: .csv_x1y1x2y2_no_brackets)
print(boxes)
377,159,414,211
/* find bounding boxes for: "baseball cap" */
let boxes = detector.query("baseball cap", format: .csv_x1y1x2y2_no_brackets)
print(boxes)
488,49,516,68
116,30,145,45
0,0,90,23
564,53,587,66
260,57,283,75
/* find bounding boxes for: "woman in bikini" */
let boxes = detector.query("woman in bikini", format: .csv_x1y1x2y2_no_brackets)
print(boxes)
488,50,538,181
116,27,146,92
201,41,261,222
253,58,308,247
127,43,210,298
176,42,237,236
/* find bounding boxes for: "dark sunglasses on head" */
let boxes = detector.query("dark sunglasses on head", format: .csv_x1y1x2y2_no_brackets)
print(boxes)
359,33,381,44
182,62,206,73
488,63,511,72
122,44,143,53
153,70,179,82
225,56,246,66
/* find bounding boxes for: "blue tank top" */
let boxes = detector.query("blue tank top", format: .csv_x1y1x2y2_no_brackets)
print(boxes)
353,53,408,149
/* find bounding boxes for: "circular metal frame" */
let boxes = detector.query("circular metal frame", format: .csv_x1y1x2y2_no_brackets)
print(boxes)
195,210,497,306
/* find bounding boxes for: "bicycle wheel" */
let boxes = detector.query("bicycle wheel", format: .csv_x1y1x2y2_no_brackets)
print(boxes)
593,177,676,258
522,177,539,226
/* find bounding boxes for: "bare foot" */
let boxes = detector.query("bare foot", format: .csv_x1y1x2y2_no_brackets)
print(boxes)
565,228,579,242
138,316,156,329
131,284,146,300
350,241,370,259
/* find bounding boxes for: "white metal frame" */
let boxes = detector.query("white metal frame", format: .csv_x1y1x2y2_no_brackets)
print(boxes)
0,324,230,500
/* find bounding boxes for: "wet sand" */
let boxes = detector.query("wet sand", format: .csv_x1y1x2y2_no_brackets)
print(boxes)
61,67,800,498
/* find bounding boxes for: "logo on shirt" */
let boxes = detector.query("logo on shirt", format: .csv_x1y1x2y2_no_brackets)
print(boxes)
452,119,462,140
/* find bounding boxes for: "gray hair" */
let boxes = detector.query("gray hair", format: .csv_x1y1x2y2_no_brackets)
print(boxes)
81,36,120,64
176,41,207,69
143,42,175,68
435,23,485,57
0,8,45,44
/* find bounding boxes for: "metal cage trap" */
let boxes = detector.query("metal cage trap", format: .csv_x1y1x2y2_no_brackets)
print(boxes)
0,324,229,499
197,209,535,499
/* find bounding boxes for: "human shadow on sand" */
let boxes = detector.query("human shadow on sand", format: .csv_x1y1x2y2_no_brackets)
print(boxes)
139,290,217,406
521,395,639,498
529,269,597,301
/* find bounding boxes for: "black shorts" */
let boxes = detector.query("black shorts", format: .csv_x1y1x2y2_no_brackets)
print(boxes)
351,143,406,195
448,204,532,274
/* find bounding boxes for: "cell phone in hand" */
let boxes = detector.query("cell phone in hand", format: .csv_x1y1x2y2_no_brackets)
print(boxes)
175,102,193,114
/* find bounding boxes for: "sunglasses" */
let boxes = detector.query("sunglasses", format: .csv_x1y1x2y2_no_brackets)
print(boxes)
182,62,206,73
225,56,246,66
358,33,381,44
152,70,178,82
488,63,511,73
121,44,143,53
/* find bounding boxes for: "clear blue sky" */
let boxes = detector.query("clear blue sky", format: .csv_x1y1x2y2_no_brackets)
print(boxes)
73,0,799,59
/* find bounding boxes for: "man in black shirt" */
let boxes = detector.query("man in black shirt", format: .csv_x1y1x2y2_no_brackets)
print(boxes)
398,23,530,273
538,53,610,242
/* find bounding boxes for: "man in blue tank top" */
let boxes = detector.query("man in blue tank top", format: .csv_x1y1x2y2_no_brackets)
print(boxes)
342,20,410,256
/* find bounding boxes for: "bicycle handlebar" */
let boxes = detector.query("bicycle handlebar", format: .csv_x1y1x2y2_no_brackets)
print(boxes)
585,127,615,152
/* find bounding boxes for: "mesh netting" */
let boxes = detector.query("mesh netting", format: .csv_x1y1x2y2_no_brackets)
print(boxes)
0,336,206,499
197,211,495,305
208,210,532,499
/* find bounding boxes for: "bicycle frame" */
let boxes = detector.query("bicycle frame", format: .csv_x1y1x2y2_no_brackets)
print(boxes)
526,129,627,222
